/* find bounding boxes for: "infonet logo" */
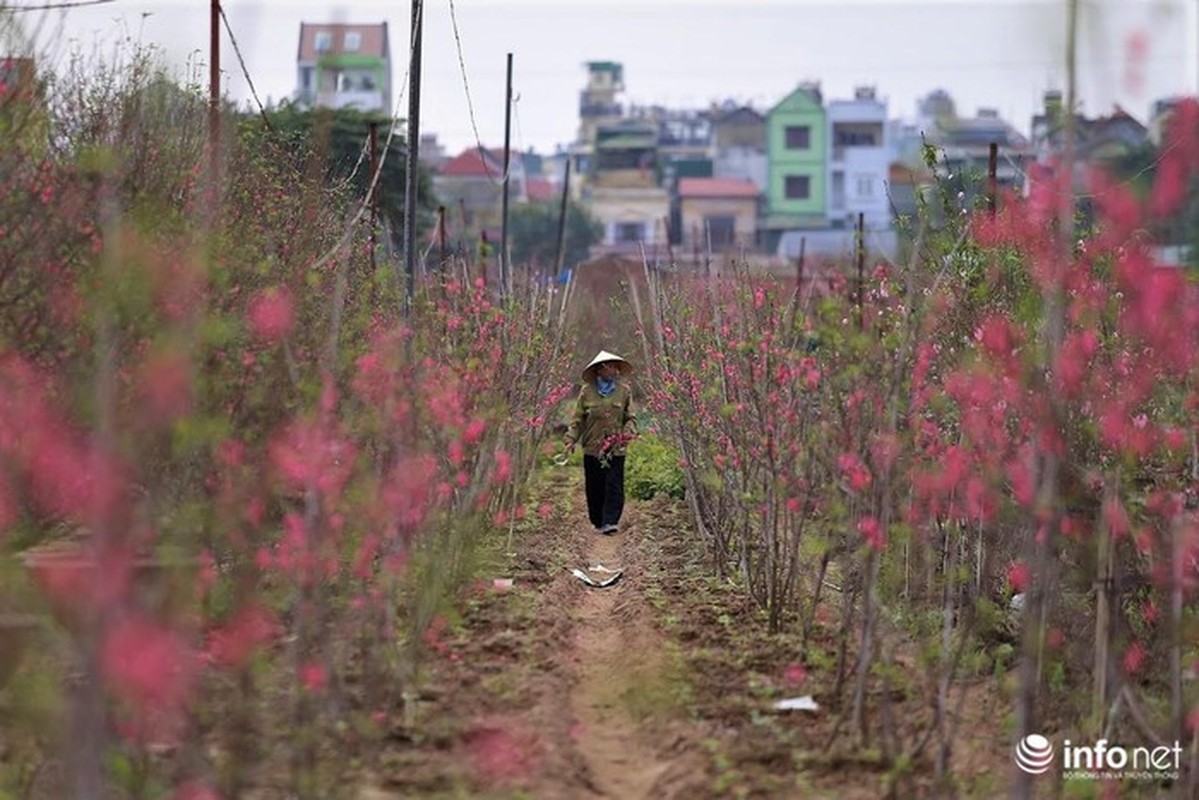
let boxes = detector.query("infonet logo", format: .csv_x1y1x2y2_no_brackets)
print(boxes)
1014,734,1054,775
1014,735,1183,781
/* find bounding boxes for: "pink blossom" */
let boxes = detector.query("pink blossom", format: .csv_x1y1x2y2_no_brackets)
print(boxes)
782,662,807,688
268,418,355,496
1104,497,1131,538
463,418,487,445
1006,561,1030,593
216,438,246,468
1123,642,1146,676
247,286,295,342
173,781,221,800
299,661,328,693
207,604,278,669
493,450,512,484
101,616,195,711
381,454,438,534
857,516,885,551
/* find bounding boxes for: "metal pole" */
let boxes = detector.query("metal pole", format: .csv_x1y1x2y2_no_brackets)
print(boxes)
856,212,865,331
208,0,220,217
402,0,423,314
796,236,806,294
437,205,448,269
500,52,513,298
988,141,998,218
369,120,379,274
553,159,572,275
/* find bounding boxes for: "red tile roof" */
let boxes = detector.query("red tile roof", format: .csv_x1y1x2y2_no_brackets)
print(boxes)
438,147,525,179
526,178,557,202
440,148,504,178
677,177,758,199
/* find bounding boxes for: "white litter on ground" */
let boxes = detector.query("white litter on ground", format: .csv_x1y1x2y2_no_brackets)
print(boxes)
570,566,623,588
772,695,820,712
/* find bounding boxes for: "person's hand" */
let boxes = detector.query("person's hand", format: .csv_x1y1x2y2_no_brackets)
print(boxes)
565,442,575,455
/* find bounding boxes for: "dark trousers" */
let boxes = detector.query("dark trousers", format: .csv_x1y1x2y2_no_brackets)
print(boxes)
583,454,625,529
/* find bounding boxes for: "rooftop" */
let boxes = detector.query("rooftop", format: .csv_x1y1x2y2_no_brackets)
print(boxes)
678,177,759,199
298,22,388,61
439,147,509,178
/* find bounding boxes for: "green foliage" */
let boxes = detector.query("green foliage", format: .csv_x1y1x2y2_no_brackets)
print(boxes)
240,104,437,248
626,433,685,501
506,199,602,273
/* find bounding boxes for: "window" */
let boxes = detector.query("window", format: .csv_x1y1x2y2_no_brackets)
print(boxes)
705,216,736,246
344,31,361,51
784,125,810,149
300,67,313,89
615,222,644,243
784,175,811,200
831,171,845,209
834,130,878,146
314,31,332,53
856,175,874,198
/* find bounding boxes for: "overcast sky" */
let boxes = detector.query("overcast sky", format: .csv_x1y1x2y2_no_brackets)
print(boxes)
9,0,1196,155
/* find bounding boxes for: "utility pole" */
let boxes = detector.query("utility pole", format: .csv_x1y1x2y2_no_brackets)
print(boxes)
208,0,220,217
552,159,572,275
988,141,998,219
437,205,448,269
855,212,865,331
796,236,806,295
369,120,379,278
500,52,513,298
402,0,423,314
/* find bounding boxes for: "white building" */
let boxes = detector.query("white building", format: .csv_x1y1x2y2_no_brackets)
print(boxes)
826,86,891,230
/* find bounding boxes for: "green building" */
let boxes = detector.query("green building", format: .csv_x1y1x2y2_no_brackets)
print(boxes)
762,82,827,245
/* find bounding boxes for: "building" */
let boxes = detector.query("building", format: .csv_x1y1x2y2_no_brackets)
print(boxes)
417,133,448,173
1149,96,1186,147
710,104,768,192
295,23,391,113
432,147,527,234
892,89,1031,200
585,121,670,250
676,177,759,251
711,102,767,151
827,86,890,230
761,82,829,249
1031,91,1149,163
578,61,625,146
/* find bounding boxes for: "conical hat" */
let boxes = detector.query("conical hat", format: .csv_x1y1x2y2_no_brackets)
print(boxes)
582,350,632,381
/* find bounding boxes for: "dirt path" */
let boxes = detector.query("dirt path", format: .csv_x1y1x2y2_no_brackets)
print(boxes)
363,466,708,799
568,512,687,798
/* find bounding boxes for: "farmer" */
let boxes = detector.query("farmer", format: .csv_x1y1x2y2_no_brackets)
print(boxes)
563,350,637,535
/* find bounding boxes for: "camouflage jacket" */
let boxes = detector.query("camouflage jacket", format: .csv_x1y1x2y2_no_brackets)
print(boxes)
564,381,637,457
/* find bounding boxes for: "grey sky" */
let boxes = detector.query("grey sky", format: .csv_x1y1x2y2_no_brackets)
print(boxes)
11,0,1196,155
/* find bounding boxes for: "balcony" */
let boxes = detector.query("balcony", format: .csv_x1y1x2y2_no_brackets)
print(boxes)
580,100,623,118
315,89,386,112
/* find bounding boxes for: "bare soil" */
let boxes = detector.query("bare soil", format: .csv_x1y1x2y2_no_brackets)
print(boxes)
359,463,1021,799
